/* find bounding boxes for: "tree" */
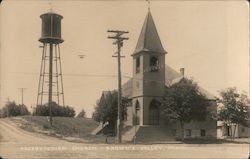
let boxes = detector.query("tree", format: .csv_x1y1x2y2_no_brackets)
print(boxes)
19,104,30,116
1,100,30,117
161,78,210,141
77,109,86,118
218,87,249,140
35,101,75,117
92,90,129,134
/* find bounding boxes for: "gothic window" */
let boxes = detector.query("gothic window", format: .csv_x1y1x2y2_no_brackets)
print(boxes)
136,57,140,73
150,56,159,72
135,100,140,125
149,99,160,125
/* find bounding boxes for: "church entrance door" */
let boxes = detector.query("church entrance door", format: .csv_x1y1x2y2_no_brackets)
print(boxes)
149,100,160,125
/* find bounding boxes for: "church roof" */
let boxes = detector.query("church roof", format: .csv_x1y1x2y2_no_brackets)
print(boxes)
122,65,216,100
133,11,166,55
170,76,216,100
165,65,182,86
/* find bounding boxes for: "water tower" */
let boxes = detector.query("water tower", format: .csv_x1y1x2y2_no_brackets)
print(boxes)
36,11,65,126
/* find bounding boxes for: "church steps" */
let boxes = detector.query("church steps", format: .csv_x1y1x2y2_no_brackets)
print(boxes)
135,126,175,143
122,126,140,141
122,125,176,143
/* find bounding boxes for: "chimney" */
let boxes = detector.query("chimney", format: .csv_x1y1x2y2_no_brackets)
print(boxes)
180,68,185,77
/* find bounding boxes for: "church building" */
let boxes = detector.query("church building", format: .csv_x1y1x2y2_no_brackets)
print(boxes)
122,10,217,142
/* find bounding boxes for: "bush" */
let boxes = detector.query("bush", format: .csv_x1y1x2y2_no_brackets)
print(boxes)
76,109,86,118
1,101,30,117
35,101,75,117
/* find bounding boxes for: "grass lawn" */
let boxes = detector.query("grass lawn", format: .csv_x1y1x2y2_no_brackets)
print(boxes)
11,116,108,143
23,116,98,135
8,116,249,144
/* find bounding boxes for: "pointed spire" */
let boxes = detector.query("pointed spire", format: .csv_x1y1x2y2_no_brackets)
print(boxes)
48,2,54,13
133,11,166,55
147,0,150,11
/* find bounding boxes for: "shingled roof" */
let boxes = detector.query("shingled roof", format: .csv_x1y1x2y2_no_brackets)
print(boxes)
133,11,166,55
170,75,216,100
122,65,216,100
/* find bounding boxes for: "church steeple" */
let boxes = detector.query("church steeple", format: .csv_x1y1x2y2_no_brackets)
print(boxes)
130,9,166,126
133,11,166,55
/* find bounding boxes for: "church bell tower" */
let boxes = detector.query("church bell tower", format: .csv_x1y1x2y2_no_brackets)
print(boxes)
131,10,167,125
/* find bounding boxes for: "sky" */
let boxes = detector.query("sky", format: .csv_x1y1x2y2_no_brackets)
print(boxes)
0,0,249,117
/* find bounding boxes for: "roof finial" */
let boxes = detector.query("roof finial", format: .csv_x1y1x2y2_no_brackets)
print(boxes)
49,2,53,12
146,0,150,11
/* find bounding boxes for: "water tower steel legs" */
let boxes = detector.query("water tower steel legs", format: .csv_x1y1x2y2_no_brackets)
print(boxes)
36,43,47,114
36,43,65,126
49,43,53,127
56,45,65,107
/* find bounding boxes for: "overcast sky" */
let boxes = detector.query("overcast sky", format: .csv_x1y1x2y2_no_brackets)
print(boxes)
0,0,249,117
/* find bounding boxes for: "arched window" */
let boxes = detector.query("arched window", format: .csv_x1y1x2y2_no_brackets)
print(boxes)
135,100,140,125
150,56,159,72
136,57,140,73
149,99,160,125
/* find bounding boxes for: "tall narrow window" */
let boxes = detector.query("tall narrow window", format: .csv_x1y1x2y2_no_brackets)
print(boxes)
135,100,140,125
136,57,140,73
150,56,159,72
186,129,191,137
201,129,206,137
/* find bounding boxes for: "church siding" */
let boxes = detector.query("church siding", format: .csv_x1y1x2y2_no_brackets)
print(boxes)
173,120,217,138
125,105,133,126
132,55,144,98
143,54,165,97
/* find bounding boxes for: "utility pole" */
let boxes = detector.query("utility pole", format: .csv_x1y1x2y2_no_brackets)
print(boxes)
18,88,26,106
107,30,129,144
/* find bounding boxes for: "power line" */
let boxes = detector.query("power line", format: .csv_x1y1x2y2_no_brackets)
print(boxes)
9,71,232,91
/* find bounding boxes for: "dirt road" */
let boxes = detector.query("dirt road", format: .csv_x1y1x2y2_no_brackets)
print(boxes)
0,118,249,159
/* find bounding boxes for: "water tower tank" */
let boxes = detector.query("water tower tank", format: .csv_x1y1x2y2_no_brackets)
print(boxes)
39,12,64,44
